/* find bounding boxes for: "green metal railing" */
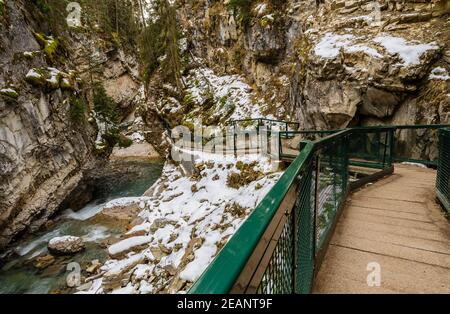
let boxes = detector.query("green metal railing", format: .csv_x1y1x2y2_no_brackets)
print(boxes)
190,127,394,294
230,118,300,136
437,128,450,213
279,125,450,166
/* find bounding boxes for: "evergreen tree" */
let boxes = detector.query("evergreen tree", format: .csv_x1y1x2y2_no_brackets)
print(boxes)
139,0,184,91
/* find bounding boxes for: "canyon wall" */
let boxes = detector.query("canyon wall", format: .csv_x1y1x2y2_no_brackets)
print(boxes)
175,0,449,129
0,0,145,250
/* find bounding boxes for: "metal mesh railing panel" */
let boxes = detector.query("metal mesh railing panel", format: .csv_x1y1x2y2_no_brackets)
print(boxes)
393,128,440,166
348,130,392,169
256,214,294,294
315,136,348,251
437,129,450,212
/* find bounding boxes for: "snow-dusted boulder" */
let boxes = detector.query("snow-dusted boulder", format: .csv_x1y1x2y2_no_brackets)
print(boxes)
48,236,85,255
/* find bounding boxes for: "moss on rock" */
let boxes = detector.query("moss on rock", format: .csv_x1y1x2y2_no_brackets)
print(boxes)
34,33,60,62
25,67,78,91
25,68,46,87
0,87,19,99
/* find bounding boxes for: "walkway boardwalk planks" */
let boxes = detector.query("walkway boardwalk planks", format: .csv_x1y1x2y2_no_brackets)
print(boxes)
314,164,450,294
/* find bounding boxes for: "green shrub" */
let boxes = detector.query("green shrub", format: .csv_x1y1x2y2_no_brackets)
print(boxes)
93,85,119,123
0,87,19,99
102,128,120,148
117,134,133,148
69,96,86,123
228,0,254,26
35,0,51,14
101,128,132,149
139,19,164,84
0,0,6,18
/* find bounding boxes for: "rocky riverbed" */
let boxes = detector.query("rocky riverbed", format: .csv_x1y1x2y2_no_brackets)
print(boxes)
0,161,163,294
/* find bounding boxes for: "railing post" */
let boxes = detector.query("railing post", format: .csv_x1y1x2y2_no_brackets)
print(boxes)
234,132,237,158
299,140,308,151
388,129,394,167
382,131,388,167
278,132,282,160
343,135,349,192
390,128,396,164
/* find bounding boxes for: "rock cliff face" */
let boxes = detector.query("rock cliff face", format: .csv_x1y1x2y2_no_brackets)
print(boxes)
0,0,146,250
176,0,450,130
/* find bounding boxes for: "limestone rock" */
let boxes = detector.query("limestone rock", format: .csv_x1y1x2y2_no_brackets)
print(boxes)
33,254,55,269
150,218,177,233
86,260,102,274
102,253,145,292
48,236,85,255
245,20,286,63
109,142,161,162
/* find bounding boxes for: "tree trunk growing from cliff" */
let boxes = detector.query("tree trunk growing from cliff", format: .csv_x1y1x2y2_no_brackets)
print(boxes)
160,0,184,91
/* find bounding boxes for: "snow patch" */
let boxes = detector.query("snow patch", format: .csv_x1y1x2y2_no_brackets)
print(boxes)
130,132,145,143
429,67,450,81
102,197,152,210
314,33,382,59
26,69,43,79
401,162,428,169
48,235,80,246
108,236,153,256
374,35,439,66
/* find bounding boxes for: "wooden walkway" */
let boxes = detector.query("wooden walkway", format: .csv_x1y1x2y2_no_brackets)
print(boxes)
314,164,450,293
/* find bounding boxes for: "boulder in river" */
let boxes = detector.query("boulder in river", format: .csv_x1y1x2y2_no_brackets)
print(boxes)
48,236,85,255
33,254,56,269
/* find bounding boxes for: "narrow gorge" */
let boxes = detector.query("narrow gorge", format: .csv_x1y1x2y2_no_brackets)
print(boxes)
0,0,449,294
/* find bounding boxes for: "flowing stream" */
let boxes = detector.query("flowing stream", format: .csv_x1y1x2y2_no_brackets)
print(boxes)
0,161,163,294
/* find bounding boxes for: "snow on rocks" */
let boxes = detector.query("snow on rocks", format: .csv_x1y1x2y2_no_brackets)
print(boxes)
103,197,151,210
183,68,269,123
25,67,78,90
314,33,382,59
82,154,282,294
130,132,145,143
373,35,439,66
101,252,147,292
95,197,153,225
401,162,428,169
313,32,439,68
429,67,450,81
126,222,152,237
254,3,268,17
108,236,153,258
48,236,85,255
0,87,19,98
25,68,43,80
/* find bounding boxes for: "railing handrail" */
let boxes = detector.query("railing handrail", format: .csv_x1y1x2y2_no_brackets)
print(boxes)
229,118,301,127
280,124,450,166
279,123,450,135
